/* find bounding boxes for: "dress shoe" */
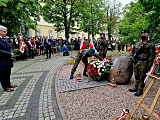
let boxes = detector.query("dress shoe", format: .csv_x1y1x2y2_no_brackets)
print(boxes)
4,88,14,92
83,73,88,77
128,88,138,92
9,85,17,88
134,91,142,96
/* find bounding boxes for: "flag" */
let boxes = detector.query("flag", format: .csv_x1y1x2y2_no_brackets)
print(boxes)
89,38,97,52
18,33,23,51
80,35,87,50
156,45,160,55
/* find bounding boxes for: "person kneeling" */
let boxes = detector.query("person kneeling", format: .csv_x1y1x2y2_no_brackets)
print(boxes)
70,48,103,79
62,44,69,56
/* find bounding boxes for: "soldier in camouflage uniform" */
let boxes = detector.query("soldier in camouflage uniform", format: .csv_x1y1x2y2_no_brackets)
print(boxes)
129,29,156,96
70,48,103,79
98,34,108,59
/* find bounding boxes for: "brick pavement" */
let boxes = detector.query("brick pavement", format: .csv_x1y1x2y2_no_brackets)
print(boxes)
0,51,111,120
0,54,71,120
57,64,109,93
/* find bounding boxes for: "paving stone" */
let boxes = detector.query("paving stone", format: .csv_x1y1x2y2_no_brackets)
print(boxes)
0,54,71,120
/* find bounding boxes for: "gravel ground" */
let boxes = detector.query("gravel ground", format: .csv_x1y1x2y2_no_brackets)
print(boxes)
58,56,160,120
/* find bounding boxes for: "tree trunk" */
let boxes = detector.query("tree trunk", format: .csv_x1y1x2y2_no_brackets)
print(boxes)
0,16,2,25
65,27,69,41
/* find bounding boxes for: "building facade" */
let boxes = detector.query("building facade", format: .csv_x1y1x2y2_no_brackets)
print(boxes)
28,16,100,40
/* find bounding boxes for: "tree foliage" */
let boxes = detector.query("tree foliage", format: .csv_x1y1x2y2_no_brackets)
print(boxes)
41,0,84,40
118,1,148,43
104,0,122,40
0,0,41,36
79,0,105,38
0,0,9,7
41,0,108,40
119,0,160,43
139,0,160,43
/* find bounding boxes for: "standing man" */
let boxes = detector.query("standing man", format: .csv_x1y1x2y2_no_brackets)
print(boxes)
0,25,17,92
129,29,156,96
44,37,52,59
98,34,108,58
26,37,34,59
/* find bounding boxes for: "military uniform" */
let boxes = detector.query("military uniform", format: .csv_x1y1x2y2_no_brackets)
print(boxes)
98,38,108,58
129,40,156,96
70,49,103,79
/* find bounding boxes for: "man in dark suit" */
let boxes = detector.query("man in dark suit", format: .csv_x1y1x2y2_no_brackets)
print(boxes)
44,37,52,59
0,25,17,92
25,37,34,59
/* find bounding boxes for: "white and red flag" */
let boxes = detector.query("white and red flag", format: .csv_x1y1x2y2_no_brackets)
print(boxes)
156,45,160,55
89,38,97,52
80,35,87,50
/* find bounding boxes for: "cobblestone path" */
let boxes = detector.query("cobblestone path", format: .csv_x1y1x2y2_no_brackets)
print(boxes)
0,55,70,120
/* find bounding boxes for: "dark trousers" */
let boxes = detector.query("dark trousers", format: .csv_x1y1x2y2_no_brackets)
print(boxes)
22,49,27,60
28,49,34,59
0,69,11,89
99,50,107,59
46,48,52,58
63,51,69,56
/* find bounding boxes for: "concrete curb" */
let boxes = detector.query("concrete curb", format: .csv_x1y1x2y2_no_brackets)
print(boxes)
55,61,68,120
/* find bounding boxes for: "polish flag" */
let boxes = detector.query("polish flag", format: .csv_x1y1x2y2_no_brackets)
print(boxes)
89,38,97,52
18,33,23,50
156,45,160,55
80,36,87,50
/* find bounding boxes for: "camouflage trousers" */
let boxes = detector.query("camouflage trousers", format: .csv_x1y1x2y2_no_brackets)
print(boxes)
133,61,149,91
99,50,107,59
70,52,88,76
70,52,82,76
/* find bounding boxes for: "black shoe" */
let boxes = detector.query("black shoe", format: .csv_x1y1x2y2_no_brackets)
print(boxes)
9,85,17,88
134,91,142,96
70,75,73,79
83,74,88,77
129,88,138,92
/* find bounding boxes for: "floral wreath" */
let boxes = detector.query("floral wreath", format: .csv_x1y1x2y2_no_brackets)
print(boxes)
86,58,112,80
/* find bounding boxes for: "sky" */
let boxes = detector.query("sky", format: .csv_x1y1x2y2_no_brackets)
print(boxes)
118,0,133,7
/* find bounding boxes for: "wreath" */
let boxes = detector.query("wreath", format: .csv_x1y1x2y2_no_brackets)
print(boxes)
86,58,112,81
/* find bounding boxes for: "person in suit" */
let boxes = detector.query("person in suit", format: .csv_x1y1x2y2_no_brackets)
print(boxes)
0,25,17,92
25,37,34,59
44,37,52,59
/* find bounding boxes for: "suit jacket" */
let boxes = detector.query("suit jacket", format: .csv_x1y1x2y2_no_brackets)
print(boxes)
25,40,33,50
0,38,13,70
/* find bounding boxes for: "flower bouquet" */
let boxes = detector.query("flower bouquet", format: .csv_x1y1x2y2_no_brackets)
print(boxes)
86,58,112,81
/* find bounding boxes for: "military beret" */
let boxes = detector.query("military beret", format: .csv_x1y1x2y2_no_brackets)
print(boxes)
141,29,150,34
89,48,95,54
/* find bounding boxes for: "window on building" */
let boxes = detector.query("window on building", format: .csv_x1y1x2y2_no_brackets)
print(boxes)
49,30,53,37
37,29,42,37
72,34,75,38
57,32,61,37
76,33,80,38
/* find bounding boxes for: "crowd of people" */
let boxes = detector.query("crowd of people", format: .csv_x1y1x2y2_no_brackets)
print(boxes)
8,34,132,61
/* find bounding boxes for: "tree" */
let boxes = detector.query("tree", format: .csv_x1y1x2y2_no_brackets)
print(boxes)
0,0,9,7
139,0,160,43
79,0,106,39
41,0,84,40
118,1,148,43
104,0,122,40
0,0,41,36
